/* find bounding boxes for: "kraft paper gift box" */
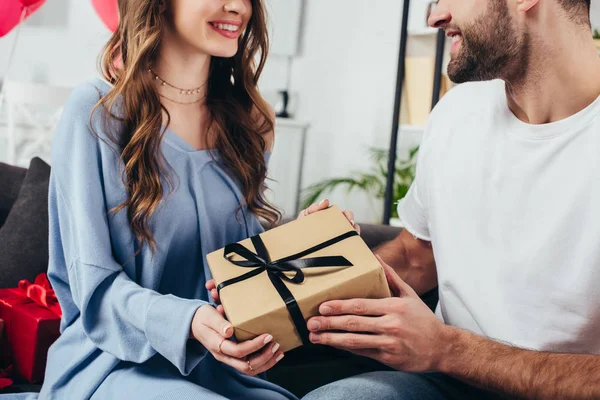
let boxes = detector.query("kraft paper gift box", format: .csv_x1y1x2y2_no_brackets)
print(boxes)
207,205,391,352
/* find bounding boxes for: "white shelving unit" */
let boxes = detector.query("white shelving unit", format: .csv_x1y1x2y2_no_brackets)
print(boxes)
266,118,310,218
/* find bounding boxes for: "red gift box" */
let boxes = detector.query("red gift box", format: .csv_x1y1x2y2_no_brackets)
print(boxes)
0,274,62,384
0,319,9,375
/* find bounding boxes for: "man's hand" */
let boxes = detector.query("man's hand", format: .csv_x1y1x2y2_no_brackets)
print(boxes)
308,258,600,399
307,255,448,372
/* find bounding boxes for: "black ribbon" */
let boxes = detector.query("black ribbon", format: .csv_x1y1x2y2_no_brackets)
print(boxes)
217,230,359,346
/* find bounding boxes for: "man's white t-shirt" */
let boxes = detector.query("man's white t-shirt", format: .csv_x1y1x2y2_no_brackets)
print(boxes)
397,79,600,354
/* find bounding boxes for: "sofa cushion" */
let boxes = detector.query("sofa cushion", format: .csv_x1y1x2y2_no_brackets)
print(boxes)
0,158,51,288
0,163,27,228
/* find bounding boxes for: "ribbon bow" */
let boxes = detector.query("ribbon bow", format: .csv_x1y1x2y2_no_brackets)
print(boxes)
217,230,359,345
0,365,13,390
16,273,62,318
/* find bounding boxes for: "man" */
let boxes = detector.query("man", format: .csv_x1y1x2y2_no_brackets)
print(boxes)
302,0,600,397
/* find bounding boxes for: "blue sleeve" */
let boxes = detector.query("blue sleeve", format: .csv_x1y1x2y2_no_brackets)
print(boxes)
49,82,208,375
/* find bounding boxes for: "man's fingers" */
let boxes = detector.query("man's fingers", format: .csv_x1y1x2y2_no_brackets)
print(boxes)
319,298,388,317
220,333,274,359
216,305,225,316
376,254,417,298
349,348,382,360
307,315,383,333
309,332,390,350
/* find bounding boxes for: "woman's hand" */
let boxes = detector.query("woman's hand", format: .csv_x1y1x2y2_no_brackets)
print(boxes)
298,198,360,235
190,304,284,376
206,280,223,312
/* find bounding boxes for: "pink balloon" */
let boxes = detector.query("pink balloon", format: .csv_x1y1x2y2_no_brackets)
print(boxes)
91,0,119,33
0,0,46,38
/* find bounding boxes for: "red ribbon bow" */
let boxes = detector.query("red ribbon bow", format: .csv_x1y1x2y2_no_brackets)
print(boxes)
0,365,13,390
16,274,62,318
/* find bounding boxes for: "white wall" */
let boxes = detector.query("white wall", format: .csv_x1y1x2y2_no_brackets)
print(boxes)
593,0,600,27
263,0,440,223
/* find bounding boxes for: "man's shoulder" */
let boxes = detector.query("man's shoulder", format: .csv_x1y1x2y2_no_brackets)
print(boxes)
431,79,505,122
417,80,505,154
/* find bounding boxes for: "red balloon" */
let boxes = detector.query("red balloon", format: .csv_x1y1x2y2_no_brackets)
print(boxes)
21,0,44,6
92,0,119,33
0,0,46,38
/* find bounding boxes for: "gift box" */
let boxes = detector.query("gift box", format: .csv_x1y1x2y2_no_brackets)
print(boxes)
207,205,391,352
0,319,8,369
0,274,62,383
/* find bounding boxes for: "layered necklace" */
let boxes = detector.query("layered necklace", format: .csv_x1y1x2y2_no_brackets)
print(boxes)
149,68,207,105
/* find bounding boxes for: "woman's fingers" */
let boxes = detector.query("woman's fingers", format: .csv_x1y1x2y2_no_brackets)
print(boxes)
298,198,330,219
197,304,233,338
216,304,225,316
249,342,285,375
211,288,220,304
342,210,355,226
212,332,283,376
220,333,274,359
192,306,283,376
205,280,216,291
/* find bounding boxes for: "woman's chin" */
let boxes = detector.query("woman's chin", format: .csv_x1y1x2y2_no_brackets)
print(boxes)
203,44,239,59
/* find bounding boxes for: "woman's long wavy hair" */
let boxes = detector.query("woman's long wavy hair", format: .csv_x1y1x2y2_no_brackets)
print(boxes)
92,0,280,253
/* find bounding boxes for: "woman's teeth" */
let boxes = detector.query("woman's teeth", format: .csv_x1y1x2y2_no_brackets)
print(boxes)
214,24,239,32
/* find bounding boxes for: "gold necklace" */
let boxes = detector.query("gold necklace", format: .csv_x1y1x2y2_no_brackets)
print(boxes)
149,68,207,95
158,92,206,105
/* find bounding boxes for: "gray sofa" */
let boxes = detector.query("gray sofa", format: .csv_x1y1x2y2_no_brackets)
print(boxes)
0,158,438,397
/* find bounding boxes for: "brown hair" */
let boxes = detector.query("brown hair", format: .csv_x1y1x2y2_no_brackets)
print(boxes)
93,0,280,253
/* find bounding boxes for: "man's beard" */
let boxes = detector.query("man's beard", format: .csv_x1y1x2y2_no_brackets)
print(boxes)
447,0,529,84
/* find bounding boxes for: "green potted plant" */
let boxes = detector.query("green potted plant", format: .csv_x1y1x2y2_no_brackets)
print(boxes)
594,29,600,50
301,146,419,225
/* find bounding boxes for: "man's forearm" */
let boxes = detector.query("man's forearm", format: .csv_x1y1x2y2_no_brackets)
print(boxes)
438,326,600,400
374,239,409,271
374,231,437,296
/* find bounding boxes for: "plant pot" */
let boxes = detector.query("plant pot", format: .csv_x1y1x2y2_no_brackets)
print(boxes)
595,39,600,51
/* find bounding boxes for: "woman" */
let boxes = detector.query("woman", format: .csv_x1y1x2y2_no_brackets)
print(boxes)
7,0,357,399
